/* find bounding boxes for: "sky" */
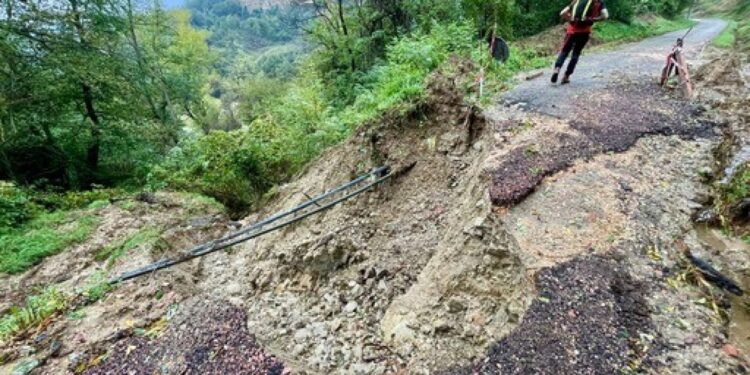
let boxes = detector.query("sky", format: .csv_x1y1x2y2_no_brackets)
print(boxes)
160,0,186,9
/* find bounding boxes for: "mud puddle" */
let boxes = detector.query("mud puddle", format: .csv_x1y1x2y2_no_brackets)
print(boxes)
695,224,750,357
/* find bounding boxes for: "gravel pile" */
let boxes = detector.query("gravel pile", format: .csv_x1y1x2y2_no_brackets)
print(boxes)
85,298,289,375
446,256,651,375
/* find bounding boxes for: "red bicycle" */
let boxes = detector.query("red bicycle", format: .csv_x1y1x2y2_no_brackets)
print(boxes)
660,36,693,99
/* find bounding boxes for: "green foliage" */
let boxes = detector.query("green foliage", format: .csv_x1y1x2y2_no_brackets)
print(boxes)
594,16,695,43
339,22,480,125
32,188,124,212
714,1,750,52
715,21,738,48
721,164,750,210
150,131,269,213
0,211,98,274
0,182,38,229
1,1,214,189
78,272,115,304
0,288,67,343
187,0,299,50
95,226,163,267
637,0,694,18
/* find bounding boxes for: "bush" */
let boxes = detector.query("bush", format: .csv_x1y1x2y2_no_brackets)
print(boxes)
149,131,269,213
606,0,636,22
32,188,124,211
0,288,68,342
0,182,37,229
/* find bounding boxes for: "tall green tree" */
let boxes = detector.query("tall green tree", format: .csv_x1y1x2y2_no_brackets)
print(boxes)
0,0,214,187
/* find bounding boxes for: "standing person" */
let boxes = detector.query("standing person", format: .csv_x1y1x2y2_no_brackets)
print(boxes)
551,0,609,84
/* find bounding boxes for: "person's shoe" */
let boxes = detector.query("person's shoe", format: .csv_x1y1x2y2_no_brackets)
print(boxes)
551,68,561,84
561,75,571,84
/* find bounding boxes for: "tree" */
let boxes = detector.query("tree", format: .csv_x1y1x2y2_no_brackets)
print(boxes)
0,0,214,187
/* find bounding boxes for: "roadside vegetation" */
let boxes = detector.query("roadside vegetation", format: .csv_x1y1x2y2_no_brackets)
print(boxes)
0,288,67,343
711,0,750,51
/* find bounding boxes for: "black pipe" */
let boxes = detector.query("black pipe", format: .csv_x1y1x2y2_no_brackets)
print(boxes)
110,167,392,284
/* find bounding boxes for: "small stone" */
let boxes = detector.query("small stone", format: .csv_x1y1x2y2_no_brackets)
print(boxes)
344,301,359,313
350,284,364,298
447,299,465,313
377,280,388,291
18,345,35,357
292,344,307,356
330,318,342,332
391,322,416,342
420,324,432,334
12,359,40,375
433,319,453,333
294,328,311,342
351,362,375,375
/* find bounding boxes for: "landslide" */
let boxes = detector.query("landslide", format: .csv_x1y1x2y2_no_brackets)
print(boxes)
192,58,533,373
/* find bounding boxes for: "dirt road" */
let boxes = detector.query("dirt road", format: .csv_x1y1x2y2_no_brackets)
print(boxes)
505,18,727,117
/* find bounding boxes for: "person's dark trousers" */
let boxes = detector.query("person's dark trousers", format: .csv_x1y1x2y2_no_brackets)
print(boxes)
554,32,591,76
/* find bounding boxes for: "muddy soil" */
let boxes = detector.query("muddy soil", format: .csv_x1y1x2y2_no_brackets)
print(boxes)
0,194,238,374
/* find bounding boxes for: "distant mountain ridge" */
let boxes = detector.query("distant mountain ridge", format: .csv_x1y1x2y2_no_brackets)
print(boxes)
161,0,298,10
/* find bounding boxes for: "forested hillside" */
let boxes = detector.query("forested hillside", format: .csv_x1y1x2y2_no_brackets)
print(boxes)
1,0,694,222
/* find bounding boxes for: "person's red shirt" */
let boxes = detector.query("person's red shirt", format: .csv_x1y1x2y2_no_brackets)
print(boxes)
566,0,607,34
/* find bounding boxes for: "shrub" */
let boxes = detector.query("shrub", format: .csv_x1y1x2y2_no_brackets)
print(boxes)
0,182,37,229
32,188,124,211
0,288,67,342
149,131,269,213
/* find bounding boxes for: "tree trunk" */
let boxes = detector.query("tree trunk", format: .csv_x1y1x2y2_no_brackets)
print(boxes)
82,83,101,174
70,0,102,177
125,0,162,122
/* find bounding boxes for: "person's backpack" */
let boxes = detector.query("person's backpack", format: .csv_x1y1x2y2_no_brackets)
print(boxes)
570,0,596,23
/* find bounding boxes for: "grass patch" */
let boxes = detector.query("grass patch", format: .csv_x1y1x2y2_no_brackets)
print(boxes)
95,226,163,268
0,211,99,274
594,16,695,44
0,288,67,343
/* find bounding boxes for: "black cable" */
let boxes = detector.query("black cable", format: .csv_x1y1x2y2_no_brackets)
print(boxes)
109,167,392,284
